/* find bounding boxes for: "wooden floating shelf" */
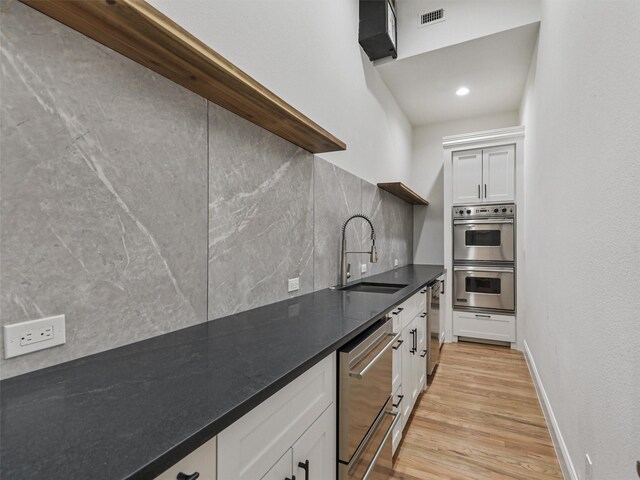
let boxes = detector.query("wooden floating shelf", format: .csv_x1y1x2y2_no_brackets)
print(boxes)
21,0,346,154
377,182,429,205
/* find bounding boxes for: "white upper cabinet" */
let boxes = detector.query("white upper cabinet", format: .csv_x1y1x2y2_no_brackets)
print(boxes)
453,145,515,205
452,149,483,204
483,145,515,203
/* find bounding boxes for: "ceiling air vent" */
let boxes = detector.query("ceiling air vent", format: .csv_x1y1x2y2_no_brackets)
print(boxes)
419,8,444,27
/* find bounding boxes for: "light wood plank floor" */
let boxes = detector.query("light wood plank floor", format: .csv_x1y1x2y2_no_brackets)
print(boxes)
392,341,563,480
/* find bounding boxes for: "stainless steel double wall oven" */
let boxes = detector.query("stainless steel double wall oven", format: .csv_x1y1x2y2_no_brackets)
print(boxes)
452,204,516,313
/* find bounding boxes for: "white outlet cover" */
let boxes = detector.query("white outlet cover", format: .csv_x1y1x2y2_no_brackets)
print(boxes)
4,315,66,359
361,263,367,274
288,277,300,293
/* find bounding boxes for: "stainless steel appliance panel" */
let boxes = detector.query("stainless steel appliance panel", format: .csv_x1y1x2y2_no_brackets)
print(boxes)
338,319,397,463
453,218,514,263
453,265,515,312
428,283,440,375
338,398,398,480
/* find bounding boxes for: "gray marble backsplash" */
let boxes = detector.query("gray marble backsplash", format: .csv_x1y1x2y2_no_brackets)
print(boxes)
0,1,413,378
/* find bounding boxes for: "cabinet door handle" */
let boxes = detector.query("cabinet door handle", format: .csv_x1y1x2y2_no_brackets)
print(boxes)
420,313,426,318
484,184,487,198
393,394,404,408
177,473,200,480
285,477,296,480
392,339,404,350
441,280,445,295
420,350,427,358
478,184,481,198
298,460,309,480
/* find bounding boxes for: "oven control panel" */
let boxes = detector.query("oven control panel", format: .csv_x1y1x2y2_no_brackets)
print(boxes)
453,204,515,218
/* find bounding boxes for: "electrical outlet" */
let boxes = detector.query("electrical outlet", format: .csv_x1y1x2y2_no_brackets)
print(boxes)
585,454,593,480
4,315,66,359
394,259,399,267
288,277,300,293
361,263,367,274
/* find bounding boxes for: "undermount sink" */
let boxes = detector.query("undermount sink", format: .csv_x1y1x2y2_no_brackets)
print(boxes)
339,282,407,294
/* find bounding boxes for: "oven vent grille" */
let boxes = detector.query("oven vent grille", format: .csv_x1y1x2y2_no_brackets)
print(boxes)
419,8,445,27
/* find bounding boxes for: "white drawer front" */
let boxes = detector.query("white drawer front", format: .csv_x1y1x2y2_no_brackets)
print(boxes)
399,290,424,330
391,386,403,455
453,311,515,342
218,353,335,480
154,437,216,480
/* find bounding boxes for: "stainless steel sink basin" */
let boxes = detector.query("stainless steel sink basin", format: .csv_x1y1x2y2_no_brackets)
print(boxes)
339,282,407,294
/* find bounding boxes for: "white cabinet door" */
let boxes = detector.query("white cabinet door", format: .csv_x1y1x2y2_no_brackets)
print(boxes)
155,437,216,480
218,354,334,480
452,149,483,205
261,450,292,480
292,404,336,480
392,329,402,395
483,145,515,202
400,321,414,431
391,386,403,455
414,313,427,392
438,275,446,346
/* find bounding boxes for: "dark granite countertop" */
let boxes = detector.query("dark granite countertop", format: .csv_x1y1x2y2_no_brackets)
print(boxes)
0,264,444,480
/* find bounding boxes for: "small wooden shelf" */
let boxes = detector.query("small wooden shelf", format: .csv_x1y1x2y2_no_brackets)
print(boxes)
377,182,429,205
21,0,346,154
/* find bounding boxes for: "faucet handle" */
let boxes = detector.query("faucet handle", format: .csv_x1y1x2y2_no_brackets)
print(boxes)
346,263,351,279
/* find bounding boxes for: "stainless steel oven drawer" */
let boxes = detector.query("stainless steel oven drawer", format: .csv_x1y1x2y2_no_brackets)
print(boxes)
338,319,397,463
339,398,399,480
453,266,515,312
453,218,514,263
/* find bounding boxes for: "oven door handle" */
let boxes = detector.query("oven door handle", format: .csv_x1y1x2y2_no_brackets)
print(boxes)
361,411,400,480
349,332,401,379
453,218,514,225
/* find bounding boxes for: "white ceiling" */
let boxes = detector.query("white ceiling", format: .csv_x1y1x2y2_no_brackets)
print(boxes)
375,23,540,126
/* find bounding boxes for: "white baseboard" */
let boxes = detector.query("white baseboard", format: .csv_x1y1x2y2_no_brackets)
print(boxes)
523,340,578,480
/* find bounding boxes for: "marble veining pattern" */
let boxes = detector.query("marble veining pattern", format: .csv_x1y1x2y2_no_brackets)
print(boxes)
0,0,414,378
0,0,208,378
208,103,314,320
362,180,414,276
313,159,363,290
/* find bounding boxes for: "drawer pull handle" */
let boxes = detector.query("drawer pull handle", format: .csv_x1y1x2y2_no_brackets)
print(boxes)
349,332,401,379
397,307,404,312
475,314,491,318
298,460,310,480
393,394,404,408
420,313,426,318
420,350,427,358
392,339,404,350
285,477,296,480
177,473,199,480
392,310,400,315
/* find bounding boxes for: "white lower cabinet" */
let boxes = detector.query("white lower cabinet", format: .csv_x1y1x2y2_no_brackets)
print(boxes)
292,403,336,480
453,311,515,342
154,437,217,480
261,450,293,480
217,353,336,480
391,387,403,455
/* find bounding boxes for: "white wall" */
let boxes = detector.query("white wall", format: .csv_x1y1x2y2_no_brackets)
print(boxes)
148,0,413,186
412,111,519,264
519,1,640,479
397,0,540,60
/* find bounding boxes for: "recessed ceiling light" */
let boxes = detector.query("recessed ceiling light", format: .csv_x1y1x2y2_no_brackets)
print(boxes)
456,87,470,96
